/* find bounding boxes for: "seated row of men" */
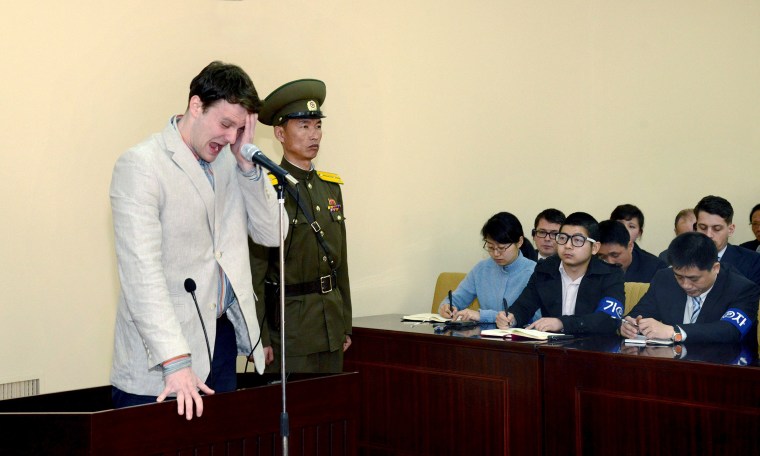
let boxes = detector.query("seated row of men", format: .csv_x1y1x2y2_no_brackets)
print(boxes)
438,195,760,344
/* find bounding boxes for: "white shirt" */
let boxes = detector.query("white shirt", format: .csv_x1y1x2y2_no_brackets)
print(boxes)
559,263,584,316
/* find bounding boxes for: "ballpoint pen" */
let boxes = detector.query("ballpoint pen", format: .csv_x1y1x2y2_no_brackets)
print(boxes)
448,290,456,314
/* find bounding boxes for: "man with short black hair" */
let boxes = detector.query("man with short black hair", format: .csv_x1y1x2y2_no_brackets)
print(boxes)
498,212,625,335
694,195,760,285
597,220,667,283
531,208,565,260
621,232,759,343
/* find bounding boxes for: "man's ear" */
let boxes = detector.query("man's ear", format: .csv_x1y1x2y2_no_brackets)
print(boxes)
516,236,524,249
188,95,203,118
728,223,736,237
627,240,634,253
591,241,601,255
274,125,285,142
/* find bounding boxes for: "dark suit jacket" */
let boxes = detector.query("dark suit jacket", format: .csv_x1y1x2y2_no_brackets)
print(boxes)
739,239,760,251
625,247,668,283
510,256,625,335
626,266,760,343
721,244,760,285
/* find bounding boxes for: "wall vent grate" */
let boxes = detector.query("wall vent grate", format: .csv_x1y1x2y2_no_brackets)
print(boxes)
0,379,39,400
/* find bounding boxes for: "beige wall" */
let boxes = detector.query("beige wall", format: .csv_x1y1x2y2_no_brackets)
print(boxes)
1,1,759,393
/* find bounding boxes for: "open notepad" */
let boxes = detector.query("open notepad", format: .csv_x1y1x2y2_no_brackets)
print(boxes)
401,313,451,323
480,328,573,341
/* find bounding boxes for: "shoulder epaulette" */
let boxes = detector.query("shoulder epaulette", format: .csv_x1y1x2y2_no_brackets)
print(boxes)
267,173,279,186
316,171,344,184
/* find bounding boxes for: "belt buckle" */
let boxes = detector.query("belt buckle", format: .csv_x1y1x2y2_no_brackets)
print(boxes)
310,221,322,233
319,275,333,294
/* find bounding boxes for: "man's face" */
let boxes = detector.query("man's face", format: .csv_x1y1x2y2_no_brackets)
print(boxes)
672,263,719,297
597,241,633,271
276,118,322,164
751,211,760,242
695,212,734,252
533,218,561,257
675,212,696,236
616,217,642,243
557,225,600,269
187,97,247,163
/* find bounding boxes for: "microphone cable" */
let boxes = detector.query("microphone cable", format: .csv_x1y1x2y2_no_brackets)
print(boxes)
184,278,213,386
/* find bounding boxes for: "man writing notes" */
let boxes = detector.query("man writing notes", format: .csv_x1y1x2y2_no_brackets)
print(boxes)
110,62,283,419
497,212,625,335
250,79,351,373
620,232,759,343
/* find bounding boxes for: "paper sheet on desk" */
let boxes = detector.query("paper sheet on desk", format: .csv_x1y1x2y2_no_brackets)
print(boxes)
401,313,450,323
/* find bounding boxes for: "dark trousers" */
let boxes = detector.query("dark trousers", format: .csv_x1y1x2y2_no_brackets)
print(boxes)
112,313,237,408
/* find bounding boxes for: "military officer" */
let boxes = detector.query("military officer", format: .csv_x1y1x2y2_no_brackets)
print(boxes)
249,79,351,373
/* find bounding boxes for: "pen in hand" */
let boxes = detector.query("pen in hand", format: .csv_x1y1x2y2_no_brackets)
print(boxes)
448,290,460,320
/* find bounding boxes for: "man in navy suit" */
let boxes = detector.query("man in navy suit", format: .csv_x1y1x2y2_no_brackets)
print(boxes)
621,232,760,343
694,195,760,285
597,220,667,283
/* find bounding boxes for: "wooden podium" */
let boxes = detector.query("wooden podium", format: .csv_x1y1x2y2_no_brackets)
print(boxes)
0,372,358,455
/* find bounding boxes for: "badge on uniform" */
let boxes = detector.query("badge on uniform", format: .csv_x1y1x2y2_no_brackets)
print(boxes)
328,198,341,212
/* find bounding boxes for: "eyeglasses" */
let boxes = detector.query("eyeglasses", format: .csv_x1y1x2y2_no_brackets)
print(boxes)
532,229,558,239
483,242,513,255
555,233,597,247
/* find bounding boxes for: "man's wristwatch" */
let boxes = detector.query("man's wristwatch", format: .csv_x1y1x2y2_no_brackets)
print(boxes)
671,326,683,343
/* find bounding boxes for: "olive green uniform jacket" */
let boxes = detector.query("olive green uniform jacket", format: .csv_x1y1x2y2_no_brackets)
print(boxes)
249,159,351,368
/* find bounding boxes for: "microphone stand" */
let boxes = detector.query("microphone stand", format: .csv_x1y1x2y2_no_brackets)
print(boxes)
275,181,290,456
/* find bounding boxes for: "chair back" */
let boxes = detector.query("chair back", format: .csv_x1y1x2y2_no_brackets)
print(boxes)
431,272,480,313
623,282,650,315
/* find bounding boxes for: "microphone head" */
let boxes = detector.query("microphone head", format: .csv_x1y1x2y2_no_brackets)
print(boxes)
241,143,260,162
184,278,197,293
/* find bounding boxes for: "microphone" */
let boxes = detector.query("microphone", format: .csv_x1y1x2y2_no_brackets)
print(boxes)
241,144,299,187
183,278,197,294
184,278,213,383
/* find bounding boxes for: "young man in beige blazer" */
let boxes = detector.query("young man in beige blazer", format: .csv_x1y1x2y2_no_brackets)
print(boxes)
109,62,284,420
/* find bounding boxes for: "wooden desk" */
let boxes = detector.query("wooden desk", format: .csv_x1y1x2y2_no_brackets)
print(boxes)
345,314,543,456
541,338,760,455
346,314,760,456
0,373,359,455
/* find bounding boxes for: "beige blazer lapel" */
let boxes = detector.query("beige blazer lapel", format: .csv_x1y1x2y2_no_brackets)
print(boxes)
164,130,216,233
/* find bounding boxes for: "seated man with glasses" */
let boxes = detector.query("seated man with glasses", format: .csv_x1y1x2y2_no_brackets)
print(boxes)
497,212,625,335
620,232,759,343
531,208,565,261
438,212,537,324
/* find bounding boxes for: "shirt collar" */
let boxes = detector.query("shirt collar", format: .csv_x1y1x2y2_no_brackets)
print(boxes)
559,262,584,285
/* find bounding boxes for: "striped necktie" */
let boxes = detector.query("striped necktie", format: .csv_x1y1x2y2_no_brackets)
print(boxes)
690,296,702,323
